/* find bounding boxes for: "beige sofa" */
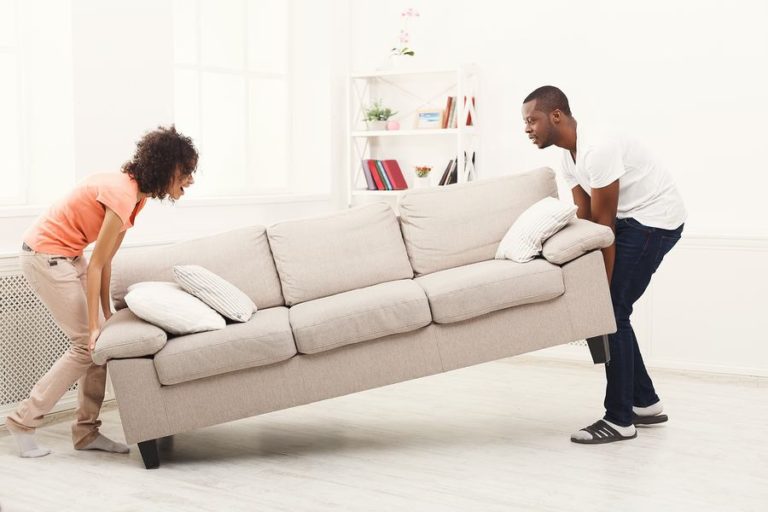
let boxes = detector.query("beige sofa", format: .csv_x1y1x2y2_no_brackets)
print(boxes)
94,167,616,469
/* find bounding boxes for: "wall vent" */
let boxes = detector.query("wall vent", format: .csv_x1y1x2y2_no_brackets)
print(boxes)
1,270,77,418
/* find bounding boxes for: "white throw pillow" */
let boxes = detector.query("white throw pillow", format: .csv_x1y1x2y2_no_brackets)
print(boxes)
172,265,257,322
125,281,226,335
495,197,578,263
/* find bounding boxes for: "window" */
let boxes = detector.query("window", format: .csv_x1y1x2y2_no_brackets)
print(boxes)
0,0,75,210
0,0,23,205
172,0,291,198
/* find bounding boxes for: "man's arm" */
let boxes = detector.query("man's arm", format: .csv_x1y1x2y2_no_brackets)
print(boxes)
99,230,126,322
571,185,592,220
589,180,620,283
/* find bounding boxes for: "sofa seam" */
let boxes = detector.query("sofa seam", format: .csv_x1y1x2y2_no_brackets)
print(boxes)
158,351,296,385
156,330,291,359
423,268,562,299
298,318,431,354
433,289,565,323
291,296,427,331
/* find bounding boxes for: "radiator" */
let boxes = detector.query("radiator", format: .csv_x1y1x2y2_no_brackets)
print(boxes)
0,264,78,421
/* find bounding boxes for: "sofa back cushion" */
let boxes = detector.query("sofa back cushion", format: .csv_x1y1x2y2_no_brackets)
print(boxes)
397,167,558,276
267,203,414,305
111,226,284,310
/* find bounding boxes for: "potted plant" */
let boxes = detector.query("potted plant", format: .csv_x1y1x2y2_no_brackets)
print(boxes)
390,8,419,68
364,100,397,131
414,165,432,188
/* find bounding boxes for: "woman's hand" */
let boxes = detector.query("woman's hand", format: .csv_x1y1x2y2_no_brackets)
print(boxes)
88,327,101,352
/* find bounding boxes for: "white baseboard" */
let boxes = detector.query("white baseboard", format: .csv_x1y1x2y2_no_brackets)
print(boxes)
530,343,768,378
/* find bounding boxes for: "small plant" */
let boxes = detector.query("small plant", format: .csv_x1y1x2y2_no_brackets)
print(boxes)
364,100,397,122
415,165,432,177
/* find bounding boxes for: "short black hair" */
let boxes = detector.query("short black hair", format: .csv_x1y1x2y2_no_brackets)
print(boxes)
122,125,198,199
523,86,572,116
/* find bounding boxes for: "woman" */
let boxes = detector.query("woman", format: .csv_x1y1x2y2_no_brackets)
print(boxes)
5,125,198,458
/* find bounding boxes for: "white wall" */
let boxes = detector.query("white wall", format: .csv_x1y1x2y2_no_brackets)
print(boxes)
348,0,768,375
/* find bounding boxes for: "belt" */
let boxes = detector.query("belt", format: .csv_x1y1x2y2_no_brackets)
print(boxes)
22,242,33,252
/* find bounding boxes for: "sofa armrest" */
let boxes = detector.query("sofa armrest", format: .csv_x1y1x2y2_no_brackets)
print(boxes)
92,308,168,365
542,219,615,265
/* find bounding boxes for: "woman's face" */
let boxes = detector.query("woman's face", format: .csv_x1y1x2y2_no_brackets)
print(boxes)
167,166,195,200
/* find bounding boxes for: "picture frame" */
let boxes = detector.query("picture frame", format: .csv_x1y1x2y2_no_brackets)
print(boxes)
415,108,444,129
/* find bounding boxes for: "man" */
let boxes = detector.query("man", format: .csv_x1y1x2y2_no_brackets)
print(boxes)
522,86,687,444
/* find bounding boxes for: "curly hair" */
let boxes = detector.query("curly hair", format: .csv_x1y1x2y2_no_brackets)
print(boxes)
121,125,198,199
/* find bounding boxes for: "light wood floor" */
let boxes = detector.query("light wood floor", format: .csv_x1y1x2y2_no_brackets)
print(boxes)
1,356,766,512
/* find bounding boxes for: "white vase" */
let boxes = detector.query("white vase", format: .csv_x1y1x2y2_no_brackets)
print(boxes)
366,120,386,131
415,175,431,188
389,54,415,69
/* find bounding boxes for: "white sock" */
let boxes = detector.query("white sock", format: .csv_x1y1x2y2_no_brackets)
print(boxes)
633,401,664,416
8,426,52,458
78,433,130,454
571,419,636,441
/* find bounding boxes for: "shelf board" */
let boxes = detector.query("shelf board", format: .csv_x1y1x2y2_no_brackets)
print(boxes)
351,128,476,137
351,190,408,196
351,68,460,79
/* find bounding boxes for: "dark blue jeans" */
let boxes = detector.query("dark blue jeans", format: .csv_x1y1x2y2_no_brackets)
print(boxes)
603,217,684,427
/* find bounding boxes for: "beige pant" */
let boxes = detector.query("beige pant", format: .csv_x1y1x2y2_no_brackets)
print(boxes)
6,250,106,449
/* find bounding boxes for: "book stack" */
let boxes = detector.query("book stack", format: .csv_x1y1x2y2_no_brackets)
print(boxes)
440,96,476,129
361,159,409,190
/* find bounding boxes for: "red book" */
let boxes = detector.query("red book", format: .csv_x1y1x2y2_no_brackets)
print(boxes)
367,159,385,190
382,160,408,190
374,160,393,190
465,96,476,126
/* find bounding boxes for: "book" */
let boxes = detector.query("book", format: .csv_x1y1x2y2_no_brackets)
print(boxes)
374,160,393,190
446,159,458,184
440,96,452,129
382,160,408,190
361,160,376,190
465,96,476,126
438,159,453,186
367,159,385,190
447,96,456,129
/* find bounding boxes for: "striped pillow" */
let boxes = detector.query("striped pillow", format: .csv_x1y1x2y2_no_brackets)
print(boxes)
173,265,257,322
495,197,577,263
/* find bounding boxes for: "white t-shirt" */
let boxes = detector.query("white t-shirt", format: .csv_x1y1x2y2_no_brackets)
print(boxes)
560,128,687,230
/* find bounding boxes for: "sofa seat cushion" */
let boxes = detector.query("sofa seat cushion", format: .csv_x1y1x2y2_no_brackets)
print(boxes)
415,259,565,324
153,307,296,385
289,279,432,355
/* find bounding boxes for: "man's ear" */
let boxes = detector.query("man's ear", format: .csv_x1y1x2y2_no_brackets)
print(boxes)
551,109,562,124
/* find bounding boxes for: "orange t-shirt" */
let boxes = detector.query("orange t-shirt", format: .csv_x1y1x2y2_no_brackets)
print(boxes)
24,172,148,257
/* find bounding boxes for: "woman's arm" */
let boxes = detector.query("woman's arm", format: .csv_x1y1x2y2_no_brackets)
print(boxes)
99,231,126,322
87,208,124,351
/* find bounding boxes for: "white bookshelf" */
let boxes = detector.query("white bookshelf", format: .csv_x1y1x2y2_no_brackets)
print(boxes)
345,65,479,208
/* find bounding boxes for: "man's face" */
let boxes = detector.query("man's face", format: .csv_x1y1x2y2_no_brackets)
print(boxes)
522,100,555,149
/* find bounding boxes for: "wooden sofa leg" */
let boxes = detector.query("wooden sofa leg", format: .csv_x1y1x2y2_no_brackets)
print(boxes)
586,334,611,365
138,439,160,469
